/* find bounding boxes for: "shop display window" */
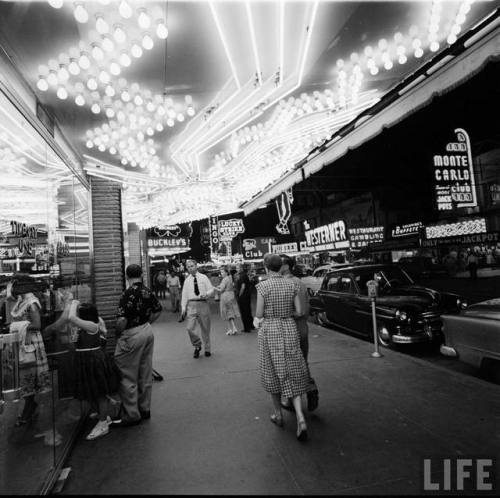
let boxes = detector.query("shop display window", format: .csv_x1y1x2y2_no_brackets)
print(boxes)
0,90,91,494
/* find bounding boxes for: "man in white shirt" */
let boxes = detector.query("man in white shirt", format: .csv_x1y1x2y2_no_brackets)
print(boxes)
181,259,215,358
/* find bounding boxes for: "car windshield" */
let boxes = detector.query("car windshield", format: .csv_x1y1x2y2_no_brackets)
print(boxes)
255,268,266,274
377,267,413,287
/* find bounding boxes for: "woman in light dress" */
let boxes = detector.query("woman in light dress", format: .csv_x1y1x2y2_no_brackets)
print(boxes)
215,267,240,335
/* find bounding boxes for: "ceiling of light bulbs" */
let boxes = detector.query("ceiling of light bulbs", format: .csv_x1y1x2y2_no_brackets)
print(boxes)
0,0,494,227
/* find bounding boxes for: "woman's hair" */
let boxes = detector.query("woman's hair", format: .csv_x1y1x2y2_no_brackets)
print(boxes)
263,253,283,272
78,303,99,323
221,266,229,276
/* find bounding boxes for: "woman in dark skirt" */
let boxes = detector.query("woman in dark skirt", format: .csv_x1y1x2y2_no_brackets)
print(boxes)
68,300,120,440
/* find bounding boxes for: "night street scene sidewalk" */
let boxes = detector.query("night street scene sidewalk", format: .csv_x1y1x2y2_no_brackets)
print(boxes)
60,297,500,495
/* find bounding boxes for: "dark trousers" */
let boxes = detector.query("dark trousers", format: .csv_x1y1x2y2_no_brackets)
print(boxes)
468,263,478,280
238,295,253,331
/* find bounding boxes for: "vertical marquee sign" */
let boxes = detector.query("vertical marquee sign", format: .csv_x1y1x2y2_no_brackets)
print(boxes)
209,216,219,255
275,189,293,235
433,128,478,211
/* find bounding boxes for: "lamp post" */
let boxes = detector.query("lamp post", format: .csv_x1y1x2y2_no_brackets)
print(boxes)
366,279,382,358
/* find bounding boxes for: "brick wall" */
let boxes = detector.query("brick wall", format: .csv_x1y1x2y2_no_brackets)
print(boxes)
90,177,125,353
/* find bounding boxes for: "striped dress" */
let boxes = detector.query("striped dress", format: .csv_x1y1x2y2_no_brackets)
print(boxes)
256,274,309,398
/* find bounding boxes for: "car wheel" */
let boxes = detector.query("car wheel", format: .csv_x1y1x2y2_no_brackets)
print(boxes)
377,323,392,348
480,358,500,384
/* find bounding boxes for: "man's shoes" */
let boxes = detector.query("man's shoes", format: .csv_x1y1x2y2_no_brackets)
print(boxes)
193,347,201,358
204,351,211,357
86,420,110,440
307,389,319,412
140,410,151,420
111,417,141,427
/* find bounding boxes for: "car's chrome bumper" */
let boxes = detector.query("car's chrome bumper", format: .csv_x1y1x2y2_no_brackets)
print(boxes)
391,332,435,344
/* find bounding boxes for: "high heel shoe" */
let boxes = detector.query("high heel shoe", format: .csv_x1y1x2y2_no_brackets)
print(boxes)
296,419,308,441
270,412,284,428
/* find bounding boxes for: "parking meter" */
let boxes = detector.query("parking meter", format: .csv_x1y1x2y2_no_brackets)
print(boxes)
366,279,382,358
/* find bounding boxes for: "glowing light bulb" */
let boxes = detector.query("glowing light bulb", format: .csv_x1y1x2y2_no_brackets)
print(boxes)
187,106,195,117
74,3,88,23
166,118,174,127
430,41,440,52
98,144,106,152
121,90,130,102
131,43,143,58
156,21,168,39
79,52,91,69
48,0,64,8
105,107,115,118
398,55,407,64
146,127,154,136
58,65,69,81
68,59,80,75
102,36,114,52
86,140,93,148
75,94,85,106
87,77,98,90
384,60,393,70
37,78,49,91
138,9,151,29
96,15,109,34
155,123,164,132
114,25,126,44
92,44,104,61
142,33,154,50
369,66,379,76
414,47,424,58
133,95,143,106
177,113,185,122
110,61,121,76
447,34,457,45
47,71,58,86
119,0,132,18
56,87,68,100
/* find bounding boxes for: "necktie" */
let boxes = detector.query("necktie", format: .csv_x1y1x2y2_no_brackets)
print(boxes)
193,276,200,296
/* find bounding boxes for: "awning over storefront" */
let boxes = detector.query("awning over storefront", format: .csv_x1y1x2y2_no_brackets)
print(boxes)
241,11,500,216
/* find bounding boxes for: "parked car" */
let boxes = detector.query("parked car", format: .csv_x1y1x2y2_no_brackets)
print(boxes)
397,256,448,280
251,267,269,286
309,264,466,347
440,298,500,383
301,263,351,295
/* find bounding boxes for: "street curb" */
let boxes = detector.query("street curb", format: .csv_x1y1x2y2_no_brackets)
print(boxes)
309,322,500,393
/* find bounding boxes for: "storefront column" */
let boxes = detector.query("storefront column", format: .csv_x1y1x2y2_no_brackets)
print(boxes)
90,177,125,349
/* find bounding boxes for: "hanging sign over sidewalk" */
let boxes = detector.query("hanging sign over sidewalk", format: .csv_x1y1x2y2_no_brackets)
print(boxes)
218,218,245,240
433,128,478,211
304,220,349,252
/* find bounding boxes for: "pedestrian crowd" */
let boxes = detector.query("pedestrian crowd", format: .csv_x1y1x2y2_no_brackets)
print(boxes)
1,254,319,444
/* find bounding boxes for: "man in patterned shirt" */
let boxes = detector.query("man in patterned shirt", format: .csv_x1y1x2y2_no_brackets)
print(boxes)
114,264,162,426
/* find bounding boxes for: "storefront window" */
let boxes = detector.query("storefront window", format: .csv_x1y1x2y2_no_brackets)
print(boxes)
0,90,90,493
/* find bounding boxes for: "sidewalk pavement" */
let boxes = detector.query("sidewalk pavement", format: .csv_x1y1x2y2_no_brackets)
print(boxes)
62,299,500,495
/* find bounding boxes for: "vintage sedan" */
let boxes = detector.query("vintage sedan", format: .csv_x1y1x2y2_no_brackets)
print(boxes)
301,263,351,294
440,299,500,382
309,264,466,347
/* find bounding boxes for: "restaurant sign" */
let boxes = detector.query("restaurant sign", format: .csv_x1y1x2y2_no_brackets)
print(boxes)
348,226,385,248
390,222,423,238
305,220,349,252
433,128,478,211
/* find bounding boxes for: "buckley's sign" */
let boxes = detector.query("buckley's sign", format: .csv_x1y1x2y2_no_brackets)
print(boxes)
147,237,188,248
433,128,478,211
305,220,349,252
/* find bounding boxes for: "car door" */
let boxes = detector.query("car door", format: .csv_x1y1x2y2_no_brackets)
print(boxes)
352,270,377,337
317,272,340,325
333,271,360,331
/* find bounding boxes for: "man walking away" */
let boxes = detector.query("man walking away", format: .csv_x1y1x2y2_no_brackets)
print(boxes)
167,269,181,313
279,254,319,412
181,259,215,358
114,264,162,426
237,266,253,332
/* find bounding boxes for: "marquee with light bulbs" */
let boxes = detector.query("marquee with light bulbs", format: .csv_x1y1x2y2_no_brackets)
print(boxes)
0,0,490,229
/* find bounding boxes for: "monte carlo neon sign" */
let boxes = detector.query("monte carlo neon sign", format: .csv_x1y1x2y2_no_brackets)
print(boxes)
433,128,478,211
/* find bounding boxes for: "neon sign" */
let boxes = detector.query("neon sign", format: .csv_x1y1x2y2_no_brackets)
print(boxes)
433,128,478,211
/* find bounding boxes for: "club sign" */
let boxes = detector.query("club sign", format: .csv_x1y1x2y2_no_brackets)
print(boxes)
433,128,478,211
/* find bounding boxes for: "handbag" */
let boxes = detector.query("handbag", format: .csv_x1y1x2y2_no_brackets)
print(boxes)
19,341,37,366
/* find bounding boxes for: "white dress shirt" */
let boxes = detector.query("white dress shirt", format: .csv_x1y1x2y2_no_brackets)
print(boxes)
181,272,215,312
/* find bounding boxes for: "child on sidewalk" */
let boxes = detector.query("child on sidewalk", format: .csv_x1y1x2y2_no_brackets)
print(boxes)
68,300,120,440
